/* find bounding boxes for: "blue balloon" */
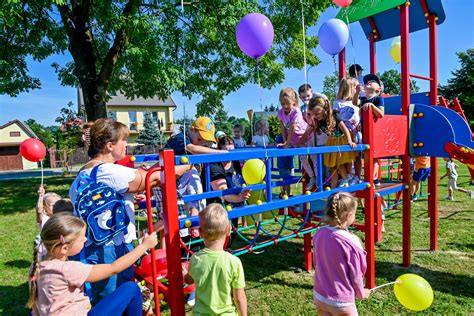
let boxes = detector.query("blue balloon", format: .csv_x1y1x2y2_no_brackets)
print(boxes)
318,19,349,56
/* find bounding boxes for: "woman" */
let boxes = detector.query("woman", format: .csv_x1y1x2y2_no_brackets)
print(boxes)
69,118,188,304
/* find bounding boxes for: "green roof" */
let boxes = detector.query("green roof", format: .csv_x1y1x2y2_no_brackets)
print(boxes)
336,0,406,24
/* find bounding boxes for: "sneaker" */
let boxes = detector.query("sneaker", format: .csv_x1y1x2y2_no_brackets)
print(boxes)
412,194,418,201
306,177,316,191
445,196,454,201
349,175,361,185
468,190,474,199
374,179,381,187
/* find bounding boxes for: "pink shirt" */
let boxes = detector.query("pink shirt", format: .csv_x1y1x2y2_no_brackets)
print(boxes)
313,227,367,304
36,259,93,316
277,107,308,146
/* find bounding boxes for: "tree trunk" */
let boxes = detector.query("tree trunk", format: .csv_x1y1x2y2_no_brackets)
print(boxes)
80,80,108,121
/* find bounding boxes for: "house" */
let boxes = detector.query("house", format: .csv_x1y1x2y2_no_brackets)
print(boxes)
0,120,40,171
78,88,176,145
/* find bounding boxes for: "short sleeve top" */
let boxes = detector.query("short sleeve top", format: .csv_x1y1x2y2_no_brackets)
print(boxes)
166,132,192,156
277,107,308,146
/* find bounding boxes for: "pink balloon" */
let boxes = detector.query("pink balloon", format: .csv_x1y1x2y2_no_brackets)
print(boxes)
19,138,46,162
333,0,352,7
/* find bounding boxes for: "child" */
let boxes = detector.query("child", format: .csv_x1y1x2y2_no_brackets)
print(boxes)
36,185,61,227
307,96,356,188
52,198,74,214
233,124,246,148
277,87,318,190
334,77,362,185
27,213,157,315
410,156,431,201
440,158,473,200
298,83,314,113
251,119,270,147
348,64,364,87
184,204,247,316
353,74,385,187
313,192,370,315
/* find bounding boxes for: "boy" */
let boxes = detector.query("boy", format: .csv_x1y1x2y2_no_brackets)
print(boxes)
298,83,327,113
440,158,473,200
233,124,246,148
410,156,431,201
184,204,247,316
166,117,224,155
348,64,364,86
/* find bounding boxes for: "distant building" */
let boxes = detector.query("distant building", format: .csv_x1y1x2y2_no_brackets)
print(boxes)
78,89,176,145
253,111,278,121
0,120,39,171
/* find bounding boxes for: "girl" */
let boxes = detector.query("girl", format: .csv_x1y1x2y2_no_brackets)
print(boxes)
307,96,356,188
27,213,157,315
277,87,318,191
333,78,362,185
313,192,370,315
36,185,61,227
251,119,270,147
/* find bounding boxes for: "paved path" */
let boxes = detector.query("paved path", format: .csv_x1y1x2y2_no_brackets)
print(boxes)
0,167,80,181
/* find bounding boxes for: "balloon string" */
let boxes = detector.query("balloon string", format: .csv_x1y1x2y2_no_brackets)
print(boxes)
40,160,44,186
371,281,398,291
301,0,307,86
346,14,356,67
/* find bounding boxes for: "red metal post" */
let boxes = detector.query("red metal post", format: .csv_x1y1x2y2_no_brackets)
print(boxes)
302,178,312,271
374,195,383,243
400,2,412,267
338,48,346,79
428,14,438,251
362,109,375,288
369,34,377,74
160,149,185,315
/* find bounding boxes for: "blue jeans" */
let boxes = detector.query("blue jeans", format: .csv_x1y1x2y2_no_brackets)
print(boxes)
88,281,142,316
85,242,135,305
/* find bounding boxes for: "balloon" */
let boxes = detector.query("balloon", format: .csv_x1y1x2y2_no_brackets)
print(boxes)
333,0,352,7
19,138,46,162
394,274,434,311
391,36,401,44
390,42,401,63
318,19,349,56
140,249,167,276
236,13,274,59
242,159,266,184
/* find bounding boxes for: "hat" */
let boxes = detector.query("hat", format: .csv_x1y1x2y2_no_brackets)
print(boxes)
215,131,226,138
192,117,216,143
363,74,382,87
349,64,363,77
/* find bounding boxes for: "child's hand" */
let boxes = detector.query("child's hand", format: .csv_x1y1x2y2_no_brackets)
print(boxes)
362,103,373,111
38,185,45,196
240,189,252,201
134,193,146,202
276,142,286,148
356,84,364,93
142,232,158,249
348,141,356,149
363,288,371,299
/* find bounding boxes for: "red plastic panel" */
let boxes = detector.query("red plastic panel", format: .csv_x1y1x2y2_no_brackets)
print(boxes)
372,115,408,158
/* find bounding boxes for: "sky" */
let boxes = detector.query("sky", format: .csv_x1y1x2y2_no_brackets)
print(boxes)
1,1,473,126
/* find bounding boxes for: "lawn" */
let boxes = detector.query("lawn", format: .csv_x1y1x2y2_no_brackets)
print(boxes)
0,160,473,315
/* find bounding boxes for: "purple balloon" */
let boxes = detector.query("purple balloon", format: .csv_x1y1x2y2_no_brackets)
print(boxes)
318,18,349,56
236,13,274,59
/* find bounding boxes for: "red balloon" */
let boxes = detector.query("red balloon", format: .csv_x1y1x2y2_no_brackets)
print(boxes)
19,138,46,162
333,0,352,7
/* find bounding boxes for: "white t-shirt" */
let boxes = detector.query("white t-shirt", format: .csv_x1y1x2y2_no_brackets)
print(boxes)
69,163,137,245
233,137,246,148
446,161,458,180
252,134,269,147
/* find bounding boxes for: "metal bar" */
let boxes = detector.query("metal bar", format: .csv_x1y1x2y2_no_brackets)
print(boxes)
374,183,406,197
265,159,272,202
317,154,323,191
205,163,210,192
338,48,346,79
369,34,377,74
400,1,412,268
409,73,433,81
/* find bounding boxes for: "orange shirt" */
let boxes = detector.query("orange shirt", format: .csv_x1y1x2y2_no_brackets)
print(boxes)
415,156,430,171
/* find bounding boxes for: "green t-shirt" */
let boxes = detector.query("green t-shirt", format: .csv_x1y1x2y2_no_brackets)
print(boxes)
189,248,246,315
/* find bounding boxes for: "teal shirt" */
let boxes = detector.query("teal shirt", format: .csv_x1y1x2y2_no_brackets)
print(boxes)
189,248,246,315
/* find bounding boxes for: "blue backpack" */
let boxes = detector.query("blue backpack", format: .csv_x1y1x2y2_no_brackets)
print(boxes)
74,164,131,245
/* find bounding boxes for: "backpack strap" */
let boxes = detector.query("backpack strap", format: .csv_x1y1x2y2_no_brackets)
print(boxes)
75,163,105,197
90,163,104,182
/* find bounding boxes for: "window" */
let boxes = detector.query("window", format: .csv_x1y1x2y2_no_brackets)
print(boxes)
128,111,137,130
107,111,117,120
9,131,21,137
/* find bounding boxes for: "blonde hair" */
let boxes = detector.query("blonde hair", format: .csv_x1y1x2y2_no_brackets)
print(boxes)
336,77,358,101
279,87,298,107
88,118,129,158
308,96,336,134
199,204,229,241
325,192,358,227
27,214,86,308
43,192,61,208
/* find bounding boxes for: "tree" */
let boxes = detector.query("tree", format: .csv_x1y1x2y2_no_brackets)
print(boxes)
322,72,339,101
137,112,162,146
25,119,55,149
214,108,233,136
439,49,473,121
1,1,331,120
55,102,83,150
269,104,277,112
378,69,419,95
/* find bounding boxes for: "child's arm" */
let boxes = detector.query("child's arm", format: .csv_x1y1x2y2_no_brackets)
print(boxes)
353,85,362,106
86,232,158,283
440,168,450,180
186,143,226,155
338,121,356,149
233,288,248,316
299,125,315,145
278,121,287,147
36,185,45,224
211,179,251,203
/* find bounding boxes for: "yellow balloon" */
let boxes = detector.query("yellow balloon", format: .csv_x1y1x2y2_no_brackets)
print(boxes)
242,159,266,185
394,274,433,311
390,42,401,63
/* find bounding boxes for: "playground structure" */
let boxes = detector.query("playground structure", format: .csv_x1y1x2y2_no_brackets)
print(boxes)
119,1,473,314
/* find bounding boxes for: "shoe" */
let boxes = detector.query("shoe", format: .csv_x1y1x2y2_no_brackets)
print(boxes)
338,179,349,187
468,190,474,199
445,196,454,201
187,291,196,307
412,194,418,201
306,177,316,191
374,179,381,187
349,175,361,185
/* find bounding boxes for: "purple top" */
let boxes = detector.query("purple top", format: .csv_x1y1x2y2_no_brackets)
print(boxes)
313,226,367,303
277,107,308,146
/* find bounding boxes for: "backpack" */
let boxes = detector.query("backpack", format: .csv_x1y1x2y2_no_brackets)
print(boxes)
74,164,131,245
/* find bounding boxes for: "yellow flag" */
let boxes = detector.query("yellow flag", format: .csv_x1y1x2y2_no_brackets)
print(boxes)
247,109,254,122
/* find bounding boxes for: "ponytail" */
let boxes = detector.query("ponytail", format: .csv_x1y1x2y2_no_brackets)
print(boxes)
325,192,358,228
26,241,40,309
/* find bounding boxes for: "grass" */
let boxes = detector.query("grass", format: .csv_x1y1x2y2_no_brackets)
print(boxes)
0,161,473,315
